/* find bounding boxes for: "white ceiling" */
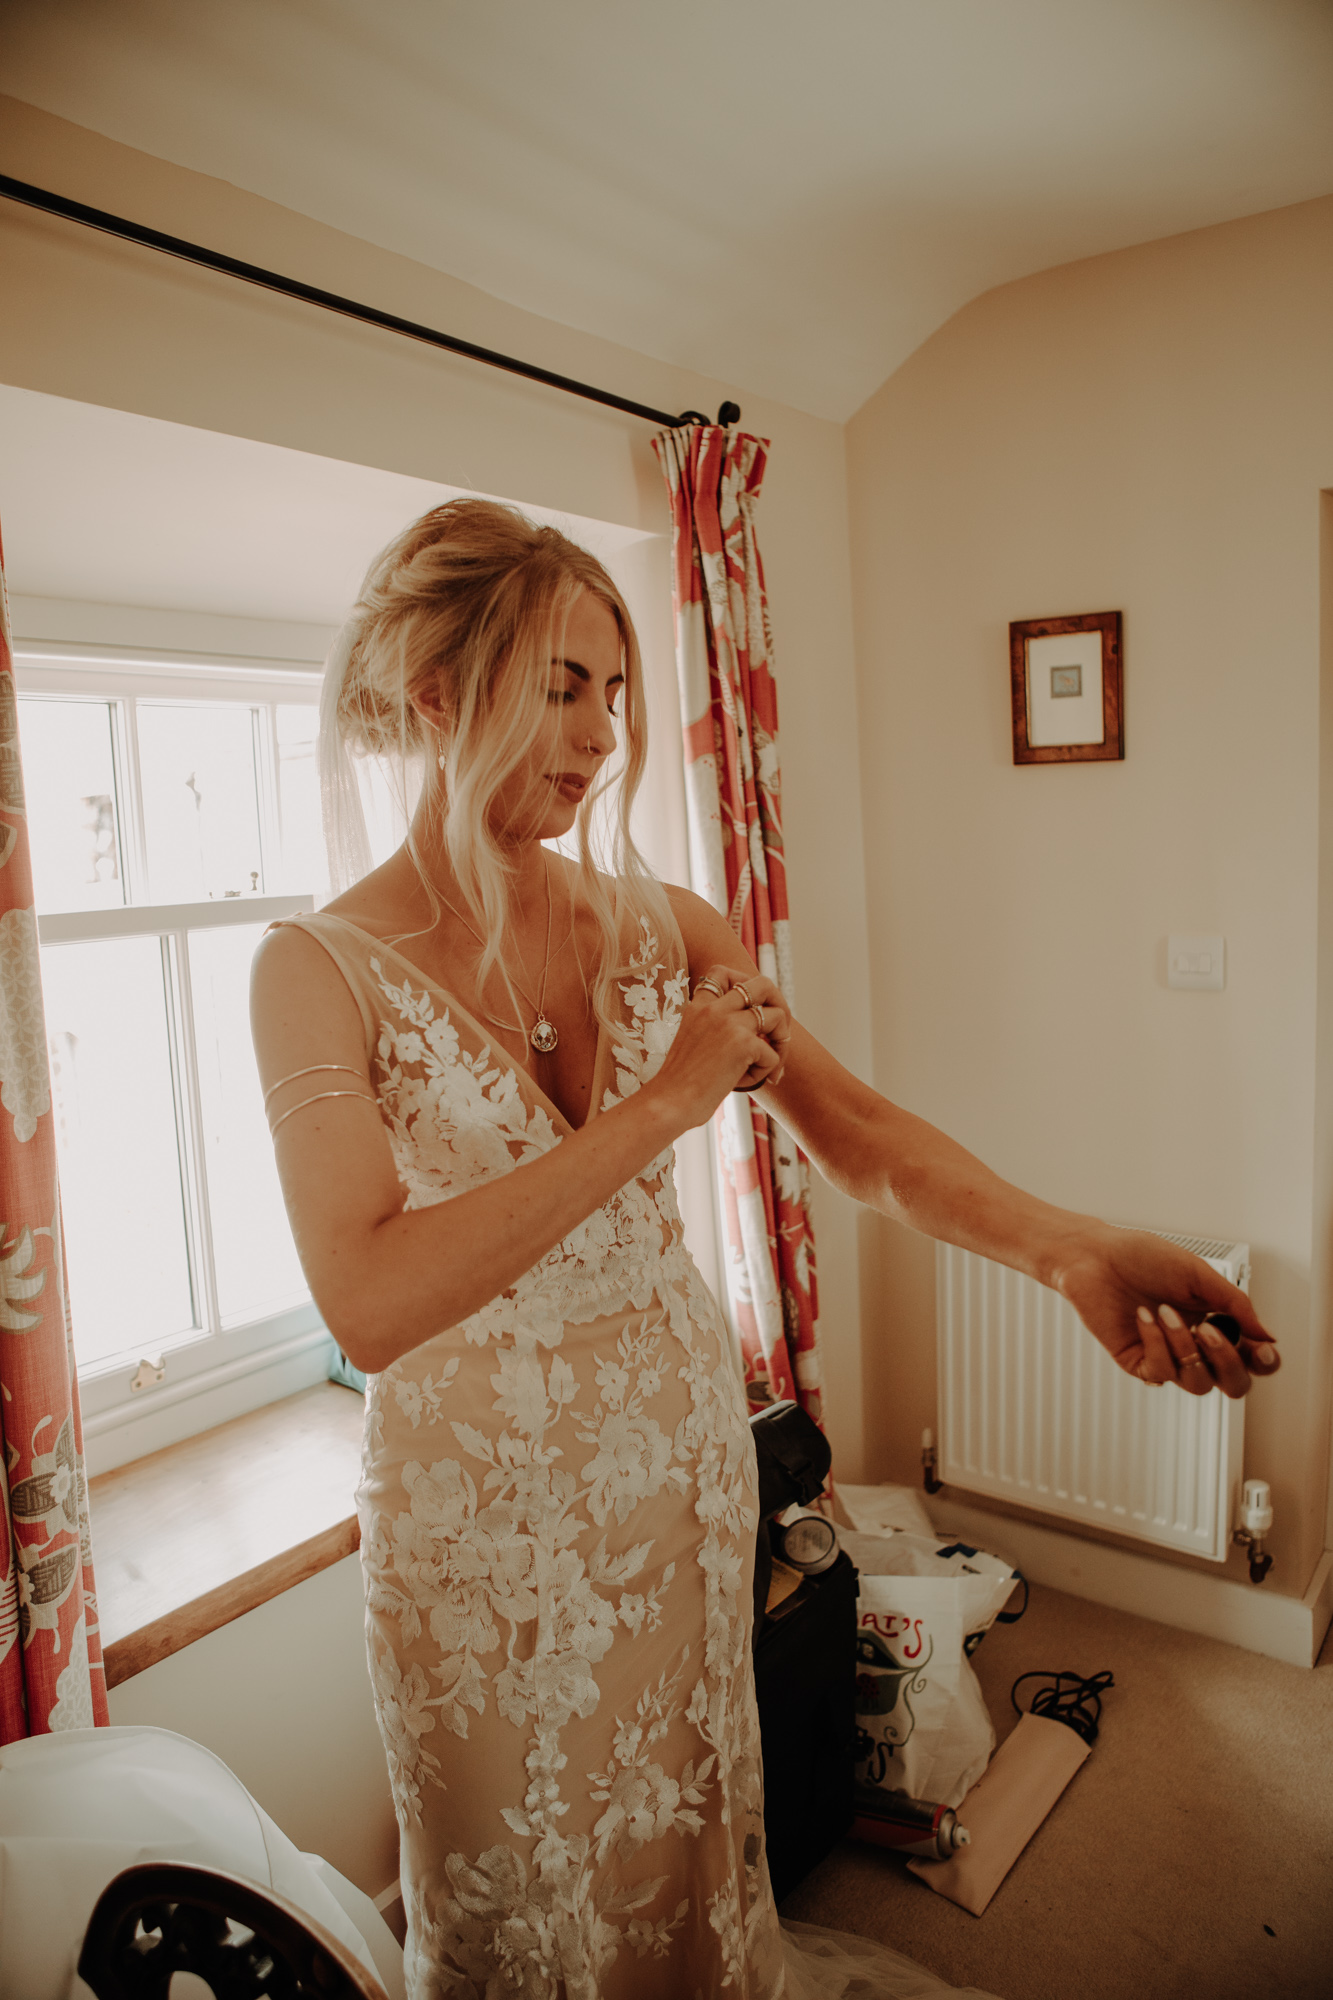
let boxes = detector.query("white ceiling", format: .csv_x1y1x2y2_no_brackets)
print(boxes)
4,0,1333,420
0,384,647,624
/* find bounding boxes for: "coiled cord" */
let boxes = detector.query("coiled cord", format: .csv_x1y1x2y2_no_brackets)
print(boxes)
1010,1668,1114,1745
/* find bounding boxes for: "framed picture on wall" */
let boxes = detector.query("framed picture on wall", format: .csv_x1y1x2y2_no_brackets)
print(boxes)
1009,611,1123,764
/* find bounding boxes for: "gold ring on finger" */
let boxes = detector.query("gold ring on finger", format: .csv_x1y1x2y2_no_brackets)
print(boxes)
751,1003,765,1031
1179,1352,1206,1368
694,978,724,1000
733,982,752,1010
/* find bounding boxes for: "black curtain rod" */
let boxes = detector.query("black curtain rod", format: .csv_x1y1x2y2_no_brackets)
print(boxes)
0,175,740,433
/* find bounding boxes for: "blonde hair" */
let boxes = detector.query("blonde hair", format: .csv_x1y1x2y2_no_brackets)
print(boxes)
319,498,671,1037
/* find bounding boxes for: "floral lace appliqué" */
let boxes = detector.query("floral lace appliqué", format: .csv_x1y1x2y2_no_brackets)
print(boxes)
352,920,776,1997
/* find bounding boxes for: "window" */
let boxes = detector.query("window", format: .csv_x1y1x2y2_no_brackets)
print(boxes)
17,569,720,1473
16,652,355,1472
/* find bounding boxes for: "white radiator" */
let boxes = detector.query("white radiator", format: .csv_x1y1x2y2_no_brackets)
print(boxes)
935,1234,1248,1562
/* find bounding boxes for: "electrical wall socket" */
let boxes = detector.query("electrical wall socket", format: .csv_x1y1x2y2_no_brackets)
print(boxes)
1168,934,1225,991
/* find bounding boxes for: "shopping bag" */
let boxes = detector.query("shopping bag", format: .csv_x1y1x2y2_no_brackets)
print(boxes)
844,1529,1024,1810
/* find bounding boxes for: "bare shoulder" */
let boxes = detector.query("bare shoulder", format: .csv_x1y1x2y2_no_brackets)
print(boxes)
249,921,368,1071
251,918,340,1001
663,882,755,975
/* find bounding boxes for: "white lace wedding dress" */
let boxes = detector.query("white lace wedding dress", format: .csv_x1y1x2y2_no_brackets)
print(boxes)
280,909,999,2000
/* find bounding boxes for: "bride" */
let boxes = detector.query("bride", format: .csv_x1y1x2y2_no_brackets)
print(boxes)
251,499,1276,2000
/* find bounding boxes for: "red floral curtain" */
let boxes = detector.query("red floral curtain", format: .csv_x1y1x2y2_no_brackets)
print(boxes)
0,531,107,1740
652,425,824,1422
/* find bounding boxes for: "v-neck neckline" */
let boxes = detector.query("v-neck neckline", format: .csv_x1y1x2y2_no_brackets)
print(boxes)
314,909,610,1137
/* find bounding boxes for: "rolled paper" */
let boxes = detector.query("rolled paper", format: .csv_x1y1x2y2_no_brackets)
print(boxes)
906,1711,1091,1916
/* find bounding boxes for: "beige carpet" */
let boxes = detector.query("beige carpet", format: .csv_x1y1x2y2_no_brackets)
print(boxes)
779,1582,1333,2000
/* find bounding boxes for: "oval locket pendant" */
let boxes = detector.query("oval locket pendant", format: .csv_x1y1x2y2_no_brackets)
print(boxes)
529,1017,559,1054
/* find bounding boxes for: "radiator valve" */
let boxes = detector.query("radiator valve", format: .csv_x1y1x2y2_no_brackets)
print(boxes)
921,1427,943,1495
1233,1478,1274,1584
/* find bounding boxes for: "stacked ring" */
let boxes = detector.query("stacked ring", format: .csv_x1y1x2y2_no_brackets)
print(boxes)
1179,1353,1206,1368
694,978,725,1000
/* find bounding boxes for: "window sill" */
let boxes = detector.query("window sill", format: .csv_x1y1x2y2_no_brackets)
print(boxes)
90,1381,365,1688
82,1314,335,1477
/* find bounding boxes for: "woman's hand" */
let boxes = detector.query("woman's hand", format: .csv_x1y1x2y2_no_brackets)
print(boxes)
645,962,791,1131
1052,1225,1279,1398
691,962,793,1091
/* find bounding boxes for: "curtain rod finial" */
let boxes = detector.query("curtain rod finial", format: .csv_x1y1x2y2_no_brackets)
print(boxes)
670,405,741,428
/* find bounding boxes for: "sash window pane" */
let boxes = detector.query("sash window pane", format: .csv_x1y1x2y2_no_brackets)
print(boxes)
42,935,197,1369
188,921,308,1327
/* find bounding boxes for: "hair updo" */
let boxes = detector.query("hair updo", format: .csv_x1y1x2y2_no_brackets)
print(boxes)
319,497,669,1030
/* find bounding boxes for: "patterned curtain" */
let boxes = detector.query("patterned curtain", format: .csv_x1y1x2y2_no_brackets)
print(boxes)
652,425,824,1422
0,531,107,1740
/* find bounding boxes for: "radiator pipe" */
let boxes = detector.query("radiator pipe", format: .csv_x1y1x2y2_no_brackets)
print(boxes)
921,1427,943,1495
1232,1478,1274,1584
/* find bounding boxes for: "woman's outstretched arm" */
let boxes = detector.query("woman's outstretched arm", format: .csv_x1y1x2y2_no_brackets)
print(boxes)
666,886,1278,1398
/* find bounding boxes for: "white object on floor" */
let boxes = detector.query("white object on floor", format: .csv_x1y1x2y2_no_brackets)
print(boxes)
836,1481,937,1539
0,1724,399,1999
780,1920,1002,1998
843,1530,1021,1809
305,1853,406,2000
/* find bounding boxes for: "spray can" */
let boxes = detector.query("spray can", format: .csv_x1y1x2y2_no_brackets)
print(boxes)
852,1790,971,1861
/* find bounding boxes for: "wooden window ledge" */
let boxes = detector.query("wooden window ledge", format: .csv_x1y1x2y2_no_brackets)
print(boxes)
90,1381,365,1688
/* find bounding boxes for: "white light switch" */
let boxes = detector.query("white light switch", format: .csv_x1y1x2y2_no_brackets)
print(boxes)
1168,934,1225,991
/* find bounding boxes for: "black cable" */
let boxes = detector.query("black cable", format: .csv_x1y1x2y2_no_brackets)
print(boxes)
1010,1669,1114,1746
0,174,734,433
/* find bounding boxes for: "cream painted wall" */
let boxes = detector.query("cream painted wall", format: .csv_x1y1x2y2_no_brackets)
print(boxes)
107,1558,399,1895
847,195,1333,1598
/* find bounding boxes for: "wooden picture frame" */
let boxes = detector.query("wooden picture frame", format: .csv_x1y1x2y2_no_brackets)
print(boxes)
1009,611,1123,765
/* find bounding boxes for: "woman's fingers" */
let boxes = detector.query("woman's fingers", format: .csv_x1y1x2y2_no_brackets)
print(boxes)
1131,1306,1178,1386
659,964,791,1120
690,965,792,1077
1133,1304,1252,1399
1157,1303,1218,1397
693,966,791,1028
692,963,739,1002
1241,1337,1281,1375
1193,1280,1277,1360
1194,1319,1256,1396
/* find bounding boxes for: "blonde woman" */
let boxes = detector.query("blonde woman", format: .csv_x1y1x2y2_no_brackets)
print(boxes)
251,500,1276,2000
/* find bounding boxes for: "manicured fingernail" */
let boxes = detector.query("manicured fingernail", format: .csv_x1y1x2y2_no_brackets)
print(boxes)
1134,1360,1161,1385
1198,1325,1225,1349
1136,1306,1155,1324
1159,1304,1184,1329
1255,1344,1277,1366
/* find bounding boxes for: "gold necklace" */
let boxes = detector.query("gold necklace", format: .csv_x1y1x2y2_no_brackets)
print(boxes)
439,859,560,1054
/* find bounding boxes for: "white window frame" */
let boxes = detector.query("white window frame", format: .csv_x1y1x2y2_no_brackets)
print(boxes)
16,642,335,1473
16,600,727,1472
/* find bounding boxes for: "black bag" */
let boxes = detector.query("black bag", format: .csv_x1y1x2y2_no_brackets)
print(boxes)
749,1398,832,1629
748,1402,857,1902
